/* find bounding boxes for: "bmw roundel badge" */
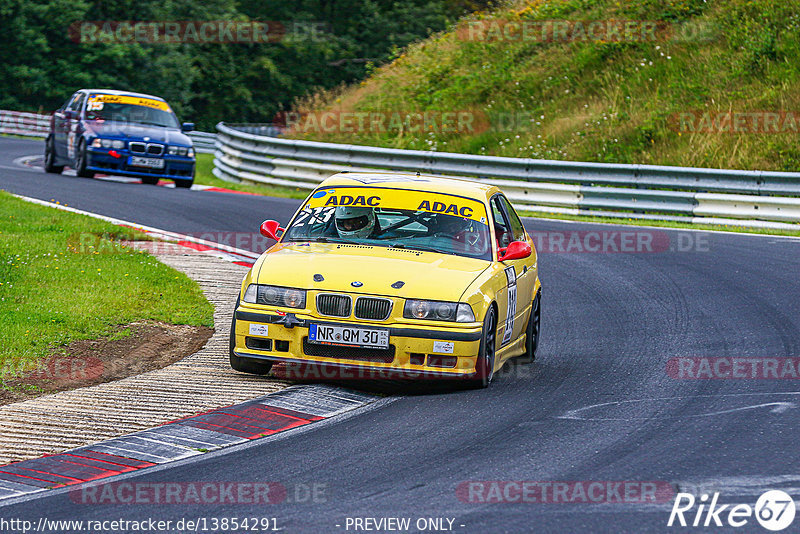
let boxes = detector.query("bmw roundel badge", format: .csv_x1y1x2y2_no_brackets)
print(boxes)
351,281,363,288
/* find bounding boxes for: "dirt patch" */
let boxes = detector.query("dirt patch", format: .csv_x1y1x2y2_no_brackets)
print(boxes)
0,322,213,406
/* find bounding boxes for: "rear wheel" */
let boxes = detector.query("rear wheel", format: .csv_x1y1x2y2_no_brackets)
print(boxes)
229,298,273,375
174,178,193,189
75,141,95,178
522,290,541,363
140,176,159,185
468,306,497,389
44,137,64,174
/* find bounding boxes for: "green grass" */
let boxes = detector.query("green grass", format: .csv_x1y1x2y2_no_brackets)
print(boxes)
193,153,310,199
519,210,800,237
0,191,214,378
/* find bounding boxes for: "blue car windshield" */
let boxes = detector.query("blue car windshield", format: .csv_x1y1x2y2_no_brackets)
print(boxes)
85,103,179,128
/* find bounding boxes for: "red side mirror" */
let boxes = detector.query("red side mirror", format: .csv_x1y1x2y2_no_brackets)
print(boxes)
498,241,532,262
260,220,285,241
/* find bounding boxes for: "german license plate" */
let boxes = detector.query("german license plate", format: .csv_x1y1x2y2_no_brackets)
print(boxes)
309,324,389,348
129,156,165,169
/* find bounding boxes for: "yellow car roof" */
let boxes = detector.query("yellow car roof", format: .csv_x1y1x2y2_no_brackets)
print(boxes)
319,172,497,200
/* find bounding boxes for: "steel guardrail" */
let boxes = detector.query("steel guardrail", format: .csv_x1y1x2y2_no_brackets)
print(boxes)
213,122,800,230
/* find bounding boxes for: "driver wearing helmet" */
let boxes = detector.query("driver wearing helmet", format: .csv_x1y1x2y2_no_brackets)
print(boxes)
335,206,377,238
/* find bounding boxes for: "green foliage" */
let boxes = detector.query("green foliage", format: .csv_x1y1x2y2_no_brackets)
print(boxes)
0,0,478,129
290,0,800,172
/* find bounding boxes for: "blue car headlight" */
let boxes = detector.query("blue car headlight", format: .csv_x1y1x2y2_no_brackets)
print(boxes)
90,138,125,149
168,145,193,157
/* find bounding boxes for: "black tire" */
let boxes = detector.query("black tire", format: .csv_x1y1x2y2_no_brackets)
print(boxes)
522,290,541,363
43,137,64,174
140,176,159,185
468,306,497,389
174,178,193,189
229,298,273,375
75,141,95,178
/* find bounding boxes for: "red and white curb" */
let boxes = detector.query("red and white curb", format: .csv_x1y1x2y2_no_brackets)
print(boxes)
12,193,261,267
0,385,379,501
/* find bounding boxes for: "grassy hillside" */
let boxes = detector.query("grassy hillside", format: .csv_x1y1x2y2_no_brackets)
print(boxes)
287,0,800,172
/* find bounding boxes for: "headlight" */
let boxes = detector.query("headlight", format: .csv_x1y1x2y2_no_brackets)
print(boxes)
187,147,195,158
168,145,190,156
90,138,124,149
403,300,475,323
242,284,306,309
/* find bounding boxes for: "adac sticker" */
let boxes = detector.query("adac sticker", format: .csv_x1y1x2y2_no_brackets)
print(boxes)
417,200,473,218
324,194,381,207
304,188,487,223
87,94,171,112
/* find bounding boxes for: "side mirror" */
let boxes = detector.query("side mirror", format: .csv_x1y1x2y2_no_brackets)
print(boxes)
498,241,532,262
260,220,285,241
64,110,76,120
181,122,195,132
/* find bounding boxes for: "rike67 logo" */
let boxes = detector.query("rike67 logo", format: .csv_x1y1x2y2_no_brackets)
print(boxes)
668,490,796,531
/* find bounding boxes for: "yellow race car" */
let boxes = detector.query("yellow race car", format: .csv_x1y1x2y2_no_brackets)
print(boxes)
229,172,541,387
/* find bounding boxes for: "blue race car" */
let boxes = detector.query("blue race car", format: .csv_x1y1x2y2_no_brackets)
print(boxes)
44,89,196,188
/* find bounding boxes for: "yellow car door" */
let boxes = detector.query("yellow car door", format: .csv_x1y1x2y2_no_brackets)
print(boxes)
490,194,537,346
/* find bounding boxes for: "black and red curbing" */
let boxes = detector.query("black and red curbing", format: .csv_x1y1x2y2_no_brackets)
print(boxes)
0,385,377,500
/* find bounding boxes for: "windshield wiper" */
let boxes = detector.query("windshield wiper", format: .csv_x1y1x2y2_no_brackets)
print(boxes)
286,237,347,244
388,243,444,254
130,121,171,128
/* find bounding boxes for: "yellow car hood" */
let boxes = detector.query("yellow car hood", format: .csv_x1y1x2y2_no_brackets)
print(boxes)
254,243,490,301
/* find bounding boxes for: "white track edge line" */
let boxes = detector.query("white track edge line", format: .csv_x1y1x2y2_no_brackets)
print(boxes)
10,193,261,260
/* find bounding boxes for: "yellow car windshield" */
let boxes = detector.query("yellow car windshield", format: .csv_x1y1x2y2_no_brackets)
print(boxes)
284,187,493,261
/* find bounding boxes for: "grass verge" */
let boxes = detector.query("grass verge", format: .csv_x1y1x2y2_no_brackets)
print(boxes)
0,190,214,379
519,210,800,237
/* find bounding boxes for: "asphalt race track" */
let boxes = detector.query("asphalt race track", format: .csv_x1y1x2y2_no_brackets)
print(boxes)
2,137,800,532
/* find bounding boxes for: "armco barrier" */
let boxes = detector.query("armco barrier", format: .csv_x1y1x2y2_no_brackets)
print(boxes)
0,110,217,154
212,122,800,229
0,110,50,137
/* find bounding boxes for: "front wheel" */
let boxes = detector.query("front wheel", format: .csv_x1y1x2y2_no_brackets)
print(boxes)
44,137,64,174
75,141,95,178
468,306,497,389
229,298,273,375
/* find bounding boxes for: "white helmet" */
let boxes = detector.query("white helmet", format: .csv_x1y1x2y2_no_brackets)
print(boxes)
335,206,376,238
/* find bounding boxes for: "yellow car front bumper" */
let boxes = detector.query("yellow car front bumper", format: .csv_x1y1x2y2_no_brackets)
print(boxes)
232,306,483,379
